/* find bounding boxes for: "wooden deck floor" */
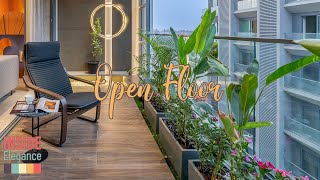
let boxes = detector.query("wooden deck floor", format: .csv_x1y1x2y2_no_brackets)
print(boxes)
0,86,174,180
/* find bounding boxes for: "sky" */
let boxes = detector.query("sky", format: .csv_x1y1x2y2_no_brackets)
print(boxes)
153,0,208,31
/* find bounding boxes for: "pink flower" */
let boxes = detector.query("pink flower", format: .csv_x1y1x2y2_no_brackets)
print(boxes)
212,116,219,122
155,93,160,97
244,156,251,163
245,136,253,144
258,161,275,170
253,155,262,163
253,172,258,177
299,176,309,180
231,150,237,156
274,169,292,177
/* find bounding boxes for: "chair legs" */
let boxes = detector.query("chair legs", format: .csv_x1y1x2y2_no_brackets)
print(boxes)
77,103,101,123
58,111,68,147
23,103,101,147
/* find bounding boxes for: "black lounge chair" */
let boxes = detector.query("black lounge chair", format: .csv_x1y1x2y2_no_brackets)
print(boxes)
22,42,102,147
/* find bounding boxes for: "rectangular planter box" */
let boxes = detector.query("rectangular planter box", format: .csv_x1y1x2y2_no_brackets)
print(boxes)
188,160,205,180
144,100,166,134
159,118,199,180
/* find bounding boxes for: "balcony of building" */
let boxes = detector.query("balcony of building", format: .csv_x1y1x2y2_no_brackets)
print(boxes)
284,33,317,56
284,0,320,13
284,160,317,180
284,75,320,105
233,32,257,49
234,0,257,19
284,116,320,151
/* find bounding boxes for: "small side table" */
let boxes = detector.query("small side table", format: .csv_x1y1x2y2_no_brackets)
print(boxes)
17,112,49,163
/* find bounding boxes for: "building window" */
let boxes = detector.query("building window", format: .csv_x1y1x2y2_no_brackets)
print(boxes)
239,19,257,33
291,97,320,132
303,15,320,39
285,137,320,180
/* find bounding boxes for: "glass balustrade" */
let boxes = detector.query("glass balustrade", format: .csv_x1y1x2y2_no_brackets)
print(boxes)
284,160,317,180
284,116,320,146
143,33,320,179
285,0,311,4
285,33,320,40
235,32,257,38
236,0,257,11
284,75,320,96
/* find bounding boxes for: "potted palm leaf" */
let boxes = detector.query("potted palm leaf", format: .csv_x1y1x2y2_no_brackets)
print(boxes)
88,17,103,74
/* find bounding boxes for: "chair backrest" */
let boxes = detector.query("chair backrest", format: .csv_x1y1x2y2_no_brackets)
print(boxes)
25,42,73,98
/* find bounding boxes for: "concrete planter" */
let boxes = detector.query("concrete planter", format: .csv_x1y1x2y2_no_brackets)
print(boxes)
159,118,199,180
188,160,205,180
144,101,166,133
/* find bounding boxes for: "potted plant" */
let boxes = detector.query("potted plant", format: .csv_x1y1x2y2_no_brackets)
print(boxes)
188,38,320,179
88,17,103,74
188,113,231,180
158,9,218,180
140,34,176,133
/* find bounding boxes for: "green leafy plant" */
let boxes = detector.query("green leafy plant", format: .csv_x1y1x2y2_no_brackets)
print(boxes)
166,9,218,148
218,41,319,178
139,34,176,111
90,17,103,62
127,52,150,85
189,104,231,179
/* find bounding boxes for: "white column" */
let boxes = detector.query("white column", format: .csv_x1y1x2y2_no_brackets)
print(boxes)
105,0,113,73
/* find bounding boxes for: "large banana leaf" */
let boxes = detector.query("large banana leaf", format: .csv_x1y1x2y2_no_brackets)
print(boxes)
207,57,229,77
178,36,187,65
200,24,217,58
266,55,320,86
193,57,210,76
227,84,243,126
296,39,320,57
194,9,216,54
218,111,237,141
239,121,273,130
184,27,199,55
170,27,179,50
247,59,259,75
239,74,258,121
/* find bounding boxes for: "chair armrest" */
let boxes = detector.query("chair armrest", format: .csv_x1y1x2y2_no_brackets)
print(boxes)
22,76,67,108
68,75,95,86
68,74,101,92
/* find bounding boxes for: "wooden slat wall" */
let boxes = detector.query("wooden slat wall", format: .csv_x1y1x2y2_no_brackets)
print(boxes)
0,0,24,35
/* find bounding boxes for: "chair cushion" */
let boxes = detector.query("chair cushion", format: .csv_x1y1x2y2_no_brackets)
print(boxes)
65,92,105,109
25,42,73,99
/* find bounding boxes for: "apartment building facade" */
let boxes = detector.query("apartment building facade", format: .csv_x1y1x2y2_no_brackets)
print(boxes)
213,0,320,179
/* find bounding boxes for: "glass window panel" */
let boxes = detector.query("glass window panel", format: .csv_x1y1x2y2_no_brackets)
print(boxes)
240,20,251,32
305,16,317,33
303,63,320,81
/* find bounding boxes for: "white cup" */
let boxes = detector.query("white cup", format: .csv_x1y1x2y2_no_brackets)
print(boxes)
25,94,35,105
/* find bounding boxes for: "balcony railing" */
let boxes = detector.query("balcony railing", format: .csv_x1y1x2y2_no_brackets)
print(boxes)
284,116,320,146
235,32,257,38
234,63,249,73
236,0,257,11
285,0,311,4
285,33,320,40
284,160,317,180
284,75,320,96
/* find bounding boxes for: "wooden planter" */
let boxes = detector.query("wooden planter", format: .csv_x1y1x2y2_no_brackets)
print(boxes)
159,118,199,180
188,160,205,180
144,101,166,134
